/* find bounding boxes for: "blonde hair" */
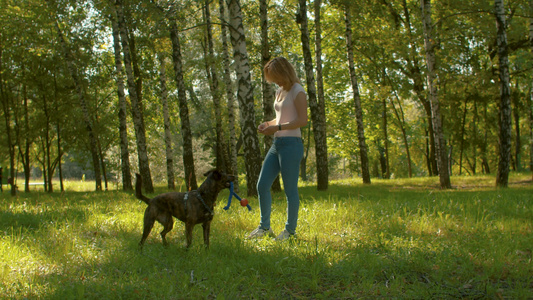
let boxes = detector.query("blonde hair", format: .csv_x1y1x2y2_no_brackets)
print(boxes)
264,57,300,88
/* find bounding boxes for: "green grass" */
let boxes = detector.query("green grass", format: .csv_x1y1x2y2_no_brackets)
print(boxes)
1,174,531,299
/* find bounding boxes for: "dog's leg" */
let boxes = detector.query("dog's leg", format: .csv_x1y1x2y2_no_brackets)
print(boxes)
202,221,211,248
185,223,194,248
140,210,156,247
160,217,174,246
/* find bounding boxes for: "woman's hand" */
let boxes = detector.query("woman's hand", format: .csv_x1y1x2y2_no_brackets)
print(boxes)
257,122,268,132
258,122,277,135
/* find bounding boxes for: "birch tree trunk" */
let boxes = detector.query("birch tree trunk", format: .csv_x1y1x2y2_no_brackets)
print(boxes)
388,87,412,178
218,0,239,191
97,138,109,190
204,0,230,173
529,0,533,179
400,0,438,176
21,81,32,192
344,4,371,184
298,0,329,189
512,86,521,171
259,0,275,147
459,97,468,175
0,49,18,195
472,98,478,174
313,0,329,187
115,0,153,192
56,122,64,192
494,0,512,187
110,10,133,191
169,18,197,191
14,70,31,192
482,104,491,174
53,20,102,191
227,0,262,196
259,0,281,192
421,0,451,188
41,93,53,192
158,54,176,190
381,98,391,178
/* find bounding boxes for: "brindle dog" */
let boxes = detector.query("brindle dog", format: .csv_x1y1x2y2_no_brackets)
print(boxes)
135,170,234,248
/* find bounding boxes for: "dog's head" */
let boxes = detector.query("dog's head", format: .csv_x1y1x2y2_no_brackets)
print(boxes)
203,169,235,190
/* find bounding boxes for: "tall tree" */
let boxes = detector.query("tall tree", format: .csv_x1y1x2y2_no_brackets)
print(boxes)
38,84,54,191
529,0,533,179
259,0,281,192
388,83,412,178
19,76,33,192
458,96,469,175
421,0,451,189
313,0,329,187
110,9,133,191
218,0,239,190
0,49,17,196
344,3,371,184
381,98,391,179
494,0,512,187
401,0,438,176
54,103,64,192
204,0,229,173
297,0,329,189
227,0,263,196
51,11,102,191
115,0,153,193
378,0,439,176
158,54,175,190
169,16,198,191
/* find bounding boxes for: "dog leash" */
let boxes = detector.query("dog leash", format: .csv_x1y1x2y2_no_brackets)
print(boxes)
184,191,214,216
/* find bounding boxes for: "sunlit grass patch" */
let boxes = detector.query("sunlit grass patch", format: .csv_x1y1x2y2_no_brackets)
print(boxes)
0,173,531,299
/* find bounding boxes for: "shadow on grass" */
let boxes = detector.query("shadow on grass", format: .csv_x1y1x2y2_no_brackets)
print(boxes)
3,179,531,299
0,194,89,233
0,208,87,233
31,228,508,299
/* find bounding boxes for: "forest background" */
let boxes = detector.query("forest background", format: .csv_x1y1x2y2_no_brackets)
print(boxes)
1,0,532,196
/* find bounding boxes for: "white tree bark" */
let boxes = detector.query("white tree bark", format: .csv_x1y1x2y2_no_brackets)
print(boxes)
169,18,197,191
204,0,229,173
110,11,132,191
115,0,153,192
227,0,262,196
298,0,329,189
158,54,175,190
494,0,512,187
218,0,239,191
344,4,371,184
54,19,102,191
529,0,533,179
421,0,451,188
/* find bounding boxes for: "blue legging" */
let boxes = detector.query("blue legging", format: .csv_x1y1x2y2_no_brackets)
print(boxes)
257,137,304,234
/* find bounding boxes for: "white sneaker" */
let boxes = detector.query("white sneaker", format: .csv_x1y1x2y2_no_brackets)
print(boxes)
275,229,294,241
247,227,274,239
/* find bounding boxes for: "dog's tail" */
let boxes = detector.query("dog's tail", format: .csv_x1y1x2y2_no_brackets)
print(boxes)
135,173,151,205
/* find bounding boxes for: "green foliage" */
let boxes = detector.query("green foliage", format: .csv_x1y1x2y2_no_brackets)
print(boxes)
1,0,532,184
1,174,531,298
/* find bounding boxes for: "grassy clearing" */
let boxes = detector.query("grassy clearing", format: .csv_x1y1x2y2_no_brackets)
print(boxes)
1,174,531,299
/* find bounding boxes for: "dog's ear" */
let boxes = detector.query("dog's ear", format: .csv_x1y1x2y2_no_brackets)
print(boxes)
205,169,222,180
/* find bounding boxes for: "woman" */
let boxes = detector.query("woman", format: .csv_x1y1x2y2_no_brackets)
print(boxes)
247,57,308,241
